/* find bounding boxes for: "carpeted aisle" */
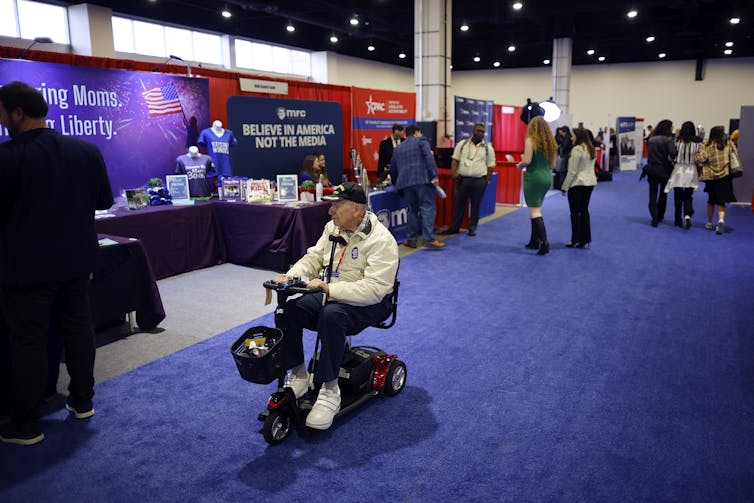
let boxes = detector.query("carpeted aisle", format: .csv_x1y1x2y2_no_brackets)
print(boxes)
2,172,753,502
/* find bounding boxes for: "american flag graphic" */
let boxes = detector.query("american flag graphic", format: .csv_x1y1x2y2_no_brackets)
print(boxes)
142,84,182,116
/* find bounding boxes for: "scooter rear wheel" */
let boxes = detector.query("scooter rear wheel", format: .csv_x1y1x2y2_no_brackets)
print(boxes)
263,410,292,445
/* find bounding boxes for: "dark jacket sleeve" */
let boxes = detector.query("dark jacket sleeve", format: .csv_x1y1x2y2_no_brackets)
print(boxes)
90,145,114,210
377,138,392,176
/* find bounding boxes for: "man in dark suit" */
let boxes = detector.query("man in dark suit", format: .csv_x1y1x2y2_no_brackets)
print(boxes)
0,81,114,445
377,123,404,183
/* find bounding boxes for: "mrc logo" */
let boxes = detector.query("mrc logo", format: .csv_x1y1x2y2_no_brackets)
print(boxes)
276,107,307,120
377,207,408,230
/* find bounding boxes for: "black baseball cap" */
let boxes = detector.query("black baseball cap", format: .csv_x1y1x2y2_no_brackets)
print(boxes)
321,182,367,204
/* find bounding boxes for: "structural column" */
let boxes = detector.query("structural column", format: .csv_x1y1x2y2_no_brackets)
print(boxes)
414,0,452,144
552,37,572,114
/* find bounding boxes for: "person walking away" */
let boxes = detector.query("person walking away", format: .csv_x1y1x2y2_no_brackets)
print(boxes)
0,81,114,445
643,120,677,227
561,128,597,248
665,121,700,229
517,116,558,255
390,124,445,249
440,123,495,237
695,126,738,234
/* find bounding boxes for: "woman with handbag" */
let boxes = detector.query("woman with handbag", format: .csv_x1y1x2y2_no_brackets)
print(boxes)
644,120,677,227
664,121,701,229
695,126,739,234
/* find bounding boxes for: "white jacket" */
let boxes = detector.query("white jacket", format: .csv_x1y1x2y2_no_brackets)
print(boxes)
561,144,597,191
287,212,399,307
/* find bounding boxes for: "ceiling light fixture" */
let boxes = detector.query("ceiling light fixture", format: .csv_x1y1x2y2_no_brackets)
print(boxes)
367,44,375,51
473,56,480,62
725,41,734,47
350,16,359,26
399,52,406,59
508,45,516,52
658,53,666,58
330,35,338,43
587,49,595,55
598,56,606,62
512,2,523,10
460,24,469,32
729,17,740,25
286,23,295,33
646,36,655,42
627,10,638,19
493,61,501,67
543,59,550,65
724,49,732,55
221,8,231,18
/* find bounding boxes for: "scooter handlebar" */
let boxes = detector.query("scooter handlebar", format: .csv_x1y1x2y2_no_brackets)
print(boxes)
263,279,321,295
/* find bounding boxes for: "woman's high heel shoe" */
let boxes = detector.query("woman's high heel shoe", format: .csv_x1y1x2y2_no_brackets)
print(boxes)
575,242,590,249
565,242,576,248
537,241,550,255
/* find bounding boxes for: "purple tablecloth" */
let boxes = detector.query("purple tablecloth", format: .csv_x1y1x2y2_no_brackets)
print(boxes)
95,203,226,279
212,201,332,271
93,234,166,331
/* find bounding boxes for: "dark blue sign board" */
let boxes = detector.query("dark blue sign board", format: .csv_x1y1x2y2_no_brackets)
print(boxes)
454,96,494,144
227,96,343,182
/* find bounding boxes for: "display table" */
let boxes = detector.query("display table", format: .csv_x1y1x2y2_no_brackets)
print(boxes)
95,203,226,279
93,234,166,331
211,200,332,271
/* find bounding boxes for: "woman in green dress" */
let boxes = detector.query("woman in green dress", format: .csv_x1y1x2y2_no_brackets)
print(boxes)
517,116,558,255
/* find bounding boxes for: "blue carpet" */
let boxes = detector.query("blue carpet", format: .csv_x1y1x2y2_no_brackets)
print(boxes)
2,172,753,502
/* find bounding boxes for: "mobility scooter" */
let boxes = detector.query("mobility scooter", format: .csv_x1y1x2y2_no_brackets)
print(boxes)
231,276,406,445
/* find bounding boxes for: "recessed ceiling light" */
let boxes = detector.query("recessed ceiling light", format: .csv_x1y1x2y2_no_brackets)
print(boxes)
646,36,655,42
587,49,595,55
725,41,734,47
450,64,453,69
543,59,550,65
724,49,732,55
330,35,338,43
460,24,469,32
730,17,740,25
627,10,638,19
399,52,406,59
512,2,523,10
367,45,375,51
286,24,295,33
350,17,359,26
221,9,231,18
598,56,605,61
508,45,516,52
493,61,501,67
473,56,480,62
658,53,666,58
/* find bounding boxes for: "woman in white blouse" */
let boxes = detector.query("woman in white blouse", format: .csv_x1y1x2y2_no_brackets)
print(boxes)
561,128,598,248
664,121,700,229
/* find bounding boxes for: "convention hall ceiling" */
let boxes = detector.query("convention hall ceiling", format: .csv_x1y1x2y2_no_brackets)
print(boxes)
89,0,753,71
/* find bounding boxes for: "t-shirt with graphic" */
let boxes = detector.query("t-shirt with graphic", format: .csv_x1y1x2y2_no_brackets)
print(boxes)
197,128,237,177
176,153,214,197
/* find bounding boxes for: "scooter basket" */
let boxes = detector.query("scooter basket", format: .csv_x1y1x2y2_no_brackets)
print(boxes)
231,326,286,384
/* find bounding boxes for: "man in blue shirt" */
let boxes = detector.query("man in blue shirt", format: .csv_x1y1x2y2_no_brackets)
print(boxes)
389,125,444,248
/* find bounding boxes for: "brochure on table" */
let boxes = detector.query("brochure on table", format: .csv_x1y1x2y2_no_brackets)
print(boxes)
276,174,299,202
166,174,194,205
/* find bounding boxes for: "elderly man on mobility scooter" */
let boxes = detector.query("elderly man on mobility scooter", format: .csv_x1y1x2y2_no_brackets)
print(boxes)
272,182,399,430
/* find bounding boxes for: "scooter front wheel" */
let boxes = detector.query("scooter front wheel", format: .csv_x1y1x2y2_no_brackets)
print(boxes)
263,410,292,445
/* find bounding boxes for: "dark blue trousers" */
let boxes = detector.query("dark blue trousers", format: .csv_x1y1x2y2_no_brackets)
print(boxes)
276,293,391,382
449,176,488,232
0,277,95,423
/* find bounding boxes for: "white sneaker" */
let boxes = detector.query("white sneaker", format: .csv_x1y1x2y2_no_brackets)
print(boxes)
283,372,308,399
305,385,341,430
